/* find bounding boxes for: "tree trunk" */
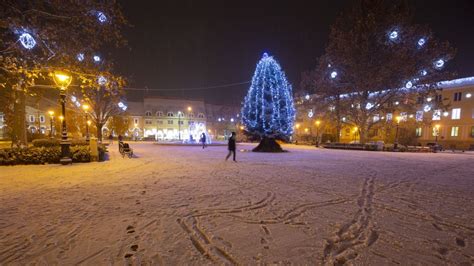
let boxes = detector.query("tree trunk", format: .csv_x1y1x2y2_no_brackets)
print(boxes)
252,137,285,152
12,90,27,147
96,122,104,142
359,123,370,144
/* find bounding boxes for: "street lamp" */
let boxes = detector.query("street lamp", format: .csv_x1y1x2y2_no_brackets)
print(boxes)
52,71,72,164
178,111,182,140
394,116,402,150
315,120,321,147
353,126,359,143
48,110,54,138
187,106,192,112
82,104,90,142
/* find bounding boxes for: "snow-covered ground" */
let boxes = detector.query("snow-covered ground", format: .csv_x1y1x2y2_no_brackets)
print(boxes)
0,143,473,265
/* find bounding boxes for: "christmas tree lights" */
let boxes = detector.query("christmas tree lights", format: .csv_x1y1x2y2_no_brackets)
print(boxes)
241,53,295,140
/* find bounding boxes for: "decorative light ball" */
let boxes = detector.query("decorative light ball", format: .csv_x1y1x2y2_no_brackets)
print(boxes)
417,38,426,47
218,118,222,122
421,70,428,76
426,97,432,102
327,63,332,68
342,117,346,122
365,103,374,110
230,118,235,122
443,111,449,117
389,30,398,40
93,55,101,62
19,33,36,49
405,81,413,89
305,94,310,100
434,59,445,69
77,53,85,62
423,105,431,112
395,101,399,105
466,93,472,98
98,76,107,86
308,110,314,118
118,102,125,108
97,11,107,23
330,71,338,79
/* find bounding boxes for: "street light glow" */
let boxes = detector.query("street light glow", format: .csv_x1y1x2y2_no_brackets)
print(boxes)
53,71,72,89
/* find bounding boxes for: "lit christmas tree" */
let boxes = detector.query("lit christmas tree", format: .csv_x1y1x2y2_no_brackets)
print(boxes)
241,53,296,152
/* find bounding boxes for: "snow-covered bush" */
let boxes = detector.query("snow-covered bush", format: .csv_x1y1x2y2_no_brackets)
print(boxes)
0,146,103,166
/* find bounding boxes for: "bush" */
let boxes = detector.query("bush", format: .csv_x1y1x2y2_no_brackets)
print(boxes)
32,138,60,147
0,146,101,165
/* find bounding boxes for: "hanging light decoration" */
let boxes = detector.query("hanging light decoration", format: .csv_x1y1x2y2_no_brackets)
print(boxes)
98,76,107,86
77,53,85,62
330,71,338,79
19,33,36,49
434,59,445,70
388,30,399,41
417,38,426,47
93,55,101,62
405,81,413,89
96,11,107,23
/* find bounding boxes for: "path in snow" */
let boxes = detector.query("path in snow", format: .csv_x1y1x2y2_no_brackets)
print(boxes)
0,143,473,265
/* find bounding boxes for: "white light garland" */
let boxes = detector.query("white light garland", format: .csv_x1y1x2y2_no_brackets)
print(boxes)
19,33,36,49
77,53,85,62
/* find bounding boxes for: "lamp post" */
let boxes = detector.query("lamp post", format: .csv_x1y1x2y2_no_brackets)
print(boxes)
82,104,90,142
394,116,401,150
178,111,182,140
353,126,359,143
53,71,72,165
315,120,321,147
48,110,54,138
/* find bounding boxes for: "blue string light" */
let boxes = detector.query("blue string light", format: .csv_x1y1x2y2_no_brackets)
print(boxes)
241,53,295,138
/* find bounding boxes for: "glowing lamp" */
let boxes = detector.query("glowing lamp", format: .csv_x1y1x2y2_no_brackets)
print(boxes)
239,126,244,130
396,116,402,124
187,106,192,111
87,120,92,126
82,104,90,111
59,115,64,121
315,120,321,126
53,71,72,89
435,124,440,130
304,128,309,133
466,93,472,98
48,110,54,116
443,111,449,117
305,94,310,100
230,118,235,122
295,123,301,129
19,33,36,49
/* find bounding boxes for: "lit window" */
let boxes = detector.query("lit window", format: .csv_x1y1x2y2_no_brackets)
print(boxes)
451,126,459,137
451,108,461,120
167,112,174,117
416,111,423,122
134,118,139,125
145,111,152,116
145,119,152,125
432,110,441,121
415,127,422,137
29,115,35,122
39,115,45,123
400,112,408,121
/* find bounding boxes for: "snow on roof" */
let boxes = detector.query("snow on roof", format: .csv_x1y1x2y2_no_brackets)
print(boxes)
437,76,474,89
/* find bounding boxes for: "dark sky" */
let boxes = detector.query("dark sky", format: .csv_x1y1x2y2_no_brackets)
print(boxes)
116,0,474,105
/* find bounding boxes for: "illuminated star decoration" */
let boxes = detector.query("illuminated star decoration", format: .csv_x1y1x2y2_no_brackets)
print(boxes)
19,33,36,49
77,53,85,62
389,30,398,41
434,59,445,70
96,11,107,23
417,38,426,47
98,76,107,86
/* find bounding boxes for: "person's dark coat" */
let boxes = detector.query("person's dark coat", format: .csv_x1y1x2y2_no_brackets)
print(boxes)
228,136,236,150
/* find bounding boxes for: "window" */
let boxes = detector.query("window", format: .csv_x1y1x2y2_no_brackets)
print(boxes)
133,118,139,125
178,121,184,125
415,127,422,137
436,94,443,102
39,115,45,123
188,113,194,118
167,112,174,117
29,126,37,133
451,108,461,120
417,97,424,104
432,110,441,121
451,126,459,137
197,113,205,118
471,126,474,138
145,119,152,125
156,111,163,117
400,112,407,122
454,92,462,101
189,121,194,125
177,112,184,118
29,115,35,123
386,113,392,121
168,120,173,125
145,111,152,116
157,120,163,125
416,111,423,122
0,114,4,122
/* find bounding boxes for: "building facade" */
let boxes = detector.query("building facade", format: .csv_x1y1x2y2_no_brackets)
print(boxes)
295,76,474,150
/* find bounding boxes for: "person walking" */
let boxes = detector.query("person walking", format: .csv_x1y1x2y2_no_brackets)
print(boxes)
201,132,207,149
225,132,237,162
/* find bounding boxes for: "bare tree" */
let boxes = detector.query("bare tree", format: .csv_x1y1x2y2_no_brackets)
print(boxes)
306,0,455,143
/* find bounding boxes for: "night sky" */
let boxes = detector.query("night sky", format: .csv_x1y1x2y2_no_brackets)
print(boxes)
116,0,474,105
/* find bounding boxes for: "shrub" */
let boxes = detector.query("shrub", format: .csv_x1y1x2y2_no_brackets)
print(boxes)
0,146,102,165
32,138,60,147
